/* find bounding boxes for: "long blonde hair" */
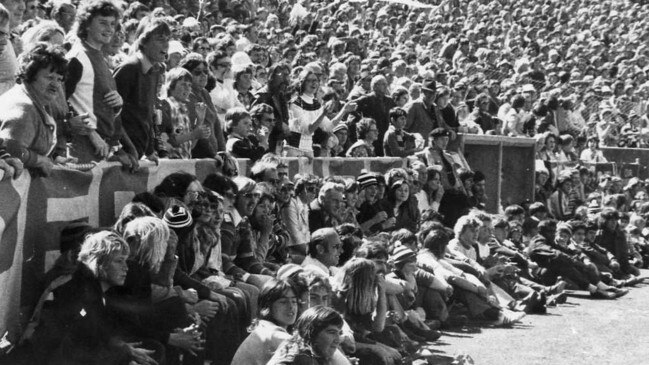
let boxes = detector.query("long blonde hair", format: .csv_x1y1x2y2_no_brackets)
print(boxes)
123,216,169,273
332,258,377,315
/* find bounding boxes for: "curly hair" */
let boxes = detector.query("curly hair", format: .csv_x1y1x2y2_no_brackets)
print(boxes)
76,0,121,41
356,118,377,140
17,43,68,84
179,52,207,73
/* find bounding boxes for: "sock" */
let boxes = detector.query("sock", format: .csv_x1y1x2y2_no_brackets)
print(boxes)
588,284,597,293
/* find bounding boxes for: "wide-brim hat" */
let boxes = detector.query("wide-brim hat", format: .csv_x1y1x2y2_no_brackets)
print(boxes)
421,79,437,93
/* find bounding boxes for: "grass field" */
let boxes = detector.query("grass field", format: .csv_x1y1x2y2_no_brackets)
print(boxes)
429,270,649,365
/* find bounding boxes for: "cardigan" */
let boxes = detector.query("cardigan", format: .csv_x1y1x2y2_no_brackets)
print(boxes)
0,84,56,167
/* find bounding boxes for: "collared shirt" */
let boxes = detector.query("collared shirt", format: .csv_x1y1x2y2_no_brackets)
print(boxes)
225,206,244,227
302,255,338,277
137,51,154,74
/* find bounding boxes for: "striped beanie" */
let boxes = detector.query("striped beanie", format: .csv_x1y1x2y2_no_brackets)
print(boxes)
357,172,377,190
164,205,193,228
390,245,417,267
276,263,304,280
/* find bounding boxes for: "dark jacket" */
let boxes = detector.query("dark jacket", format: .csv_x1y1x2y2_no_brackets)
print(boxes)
114,55,163,158
355,92,396,156
308,199,338,233
376,197,420,233
40,264,131,363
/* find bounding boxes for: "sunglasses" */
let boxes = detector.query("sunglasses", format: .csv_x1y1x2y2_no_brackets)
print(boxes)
242,192,261,199
306,186,318,193
280,186,295,193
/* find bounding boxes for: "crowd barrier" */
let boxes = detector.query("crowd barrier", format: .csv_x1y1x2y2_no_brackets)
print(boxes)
0,156,406,341
0,137,543,342
601,147,649,179
451,134,537,212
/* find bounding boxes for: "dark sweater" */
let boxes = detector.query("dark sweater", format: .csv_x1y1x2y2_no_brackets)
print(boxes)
114,55,163,157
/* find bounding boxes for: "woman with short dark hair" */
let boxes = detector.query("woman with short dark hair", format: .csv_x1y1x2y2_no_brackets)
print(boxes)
268,306,346,365
0,42,68,176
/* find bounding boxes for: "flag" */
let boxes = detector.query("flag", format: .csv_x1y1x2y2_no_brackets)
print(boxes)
0,157,406,342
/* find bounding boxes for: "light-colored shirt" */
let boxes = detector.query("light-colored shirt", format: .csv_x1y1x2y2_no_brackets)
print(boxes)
282,197,311,247
302,255,338,277
0,41,17,96
231,320,291,365
210,78,241,122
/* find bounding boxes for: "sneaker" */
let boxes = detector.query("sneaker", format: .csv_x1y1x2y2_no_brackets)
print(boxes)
590,289,616,299
495,310,525,327
609,287,629,298
549,278,568,295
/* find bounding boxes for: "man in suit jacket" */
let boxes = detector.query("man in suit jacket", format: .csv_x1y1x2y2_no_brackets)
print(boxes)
404,79,452,144
354,75,395,156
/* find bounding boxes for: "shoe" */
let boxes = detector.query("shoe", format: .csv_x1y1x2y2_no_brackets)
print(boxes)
623,276,646,287
590,289,616,299
547,292,568,306
549,278,568,295
441,315,468,329
606,287,629,298
418,329,442,342
424,319,442,330
495,310,525,327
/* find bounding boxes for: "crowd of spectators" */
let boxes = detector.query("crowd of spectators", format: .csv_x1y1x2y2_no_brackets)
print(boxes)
1,0,649,364
1,0,649,178
9,150,649,365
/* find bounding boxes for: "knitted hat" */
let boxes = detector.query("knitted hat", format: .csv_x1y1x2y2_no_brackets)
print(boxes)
390,245,417,267
164,205,193,228
276,264,304,280
332,123,348,133
357,172,378,190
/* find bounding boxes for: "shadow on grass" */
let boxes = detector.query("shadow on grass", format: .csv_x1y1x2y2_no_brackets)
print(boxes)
424,353,460,365
539,311,563,316
566,292,593,299
441,325,483,335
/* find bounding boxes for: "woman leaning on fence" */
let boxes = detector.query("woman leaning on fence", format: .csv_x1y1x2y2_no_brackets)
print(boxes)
0,43,69,177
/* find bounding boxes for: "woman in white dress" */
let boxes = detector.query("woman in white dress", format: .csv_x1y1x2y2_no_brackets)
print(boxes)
288,69,354,153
